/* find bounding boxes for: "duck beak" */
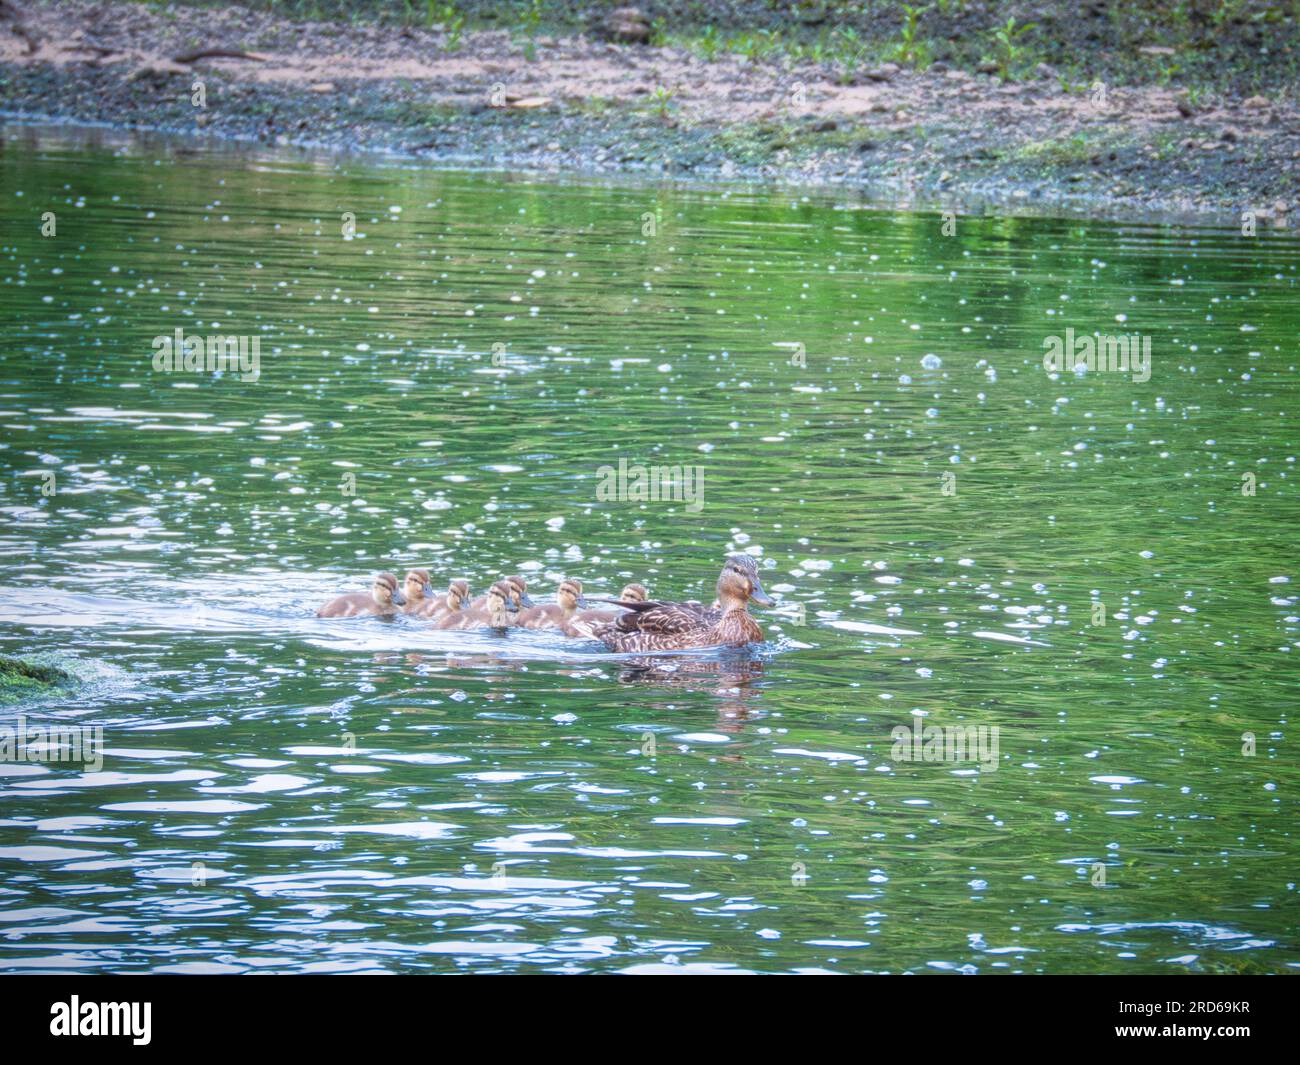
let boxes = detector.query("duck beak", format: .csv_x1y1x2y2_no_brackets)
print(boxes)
576,596,590,609
506,599,520,613
749,577,774,608
424,581,434,597
393,589,407,606
518,593,535,608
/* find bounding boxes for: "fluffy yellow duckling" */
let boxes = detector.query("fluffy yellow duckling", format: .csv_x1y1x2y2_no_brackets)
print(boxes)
564,582,647,635
317,572,406,617
401,569,435,614
468,574,534,613
416,578,471,620
435,580,518,630
517,578,589,630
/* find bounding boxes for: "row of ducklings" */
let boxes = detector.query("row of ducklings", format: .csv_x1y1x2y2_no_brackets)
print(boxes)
317,570,648,638
316,554,774,652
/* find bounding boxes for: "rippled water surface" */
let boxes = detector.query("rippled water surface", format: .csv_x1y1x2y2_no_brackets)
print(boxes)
0,126,1296,974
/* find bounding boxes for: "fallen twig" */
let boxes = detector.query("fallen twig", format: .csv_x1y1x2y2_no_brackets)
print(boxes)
170,48,268,64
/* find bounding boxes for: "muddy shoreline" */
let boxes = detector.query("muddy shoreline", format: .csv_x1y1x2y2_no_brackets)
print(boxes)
1,1,1295,224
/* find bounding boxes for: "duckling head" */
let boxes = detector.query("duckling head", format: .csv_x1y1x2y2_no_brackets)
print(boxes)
716,554,773,610
504,574,535,609
404,568,433,601
487,580,518,626
448,579,470,610
557,578,588,612
620,583,648,603
374,572,406,607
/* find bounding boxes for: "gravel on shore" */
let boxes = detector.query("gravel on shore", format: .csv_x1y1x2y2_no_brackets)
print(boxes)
0,1,1295,223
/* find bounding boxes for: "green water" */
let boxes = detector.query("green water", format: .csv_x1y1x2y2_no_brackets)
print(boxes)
0,125,1296,974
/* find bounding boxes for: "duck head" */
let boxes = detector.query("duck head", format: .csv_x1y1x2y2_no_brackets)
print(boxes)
446,578,471,611
716,554,773,610
404,568,434,602
487,580,519,627
503,574,535,609
374,572,406,607
557,578,589,613
620,583,648,603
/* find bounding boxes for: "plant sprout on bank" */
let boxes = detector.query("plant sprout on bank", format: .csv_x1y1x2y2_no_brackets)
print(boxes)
992,16,1036,82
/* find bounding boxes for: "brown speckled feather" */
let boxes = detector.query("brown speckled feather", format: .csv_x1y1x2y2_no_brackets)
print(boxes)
611,599,716,635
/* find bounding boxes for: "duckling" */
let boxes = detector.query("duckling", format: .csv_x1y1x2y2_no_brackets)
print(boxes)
575,555,772,652
517,578,589,630
317,572,406,617
435,580,518,630
401,568,435,614
565,582,647,635
416,578,471,620
468,574,534,612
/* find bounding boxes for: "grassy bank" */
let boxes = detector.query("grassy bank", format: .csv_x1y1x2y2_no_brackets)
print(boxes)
168,0,1299,94
0,1,1295,219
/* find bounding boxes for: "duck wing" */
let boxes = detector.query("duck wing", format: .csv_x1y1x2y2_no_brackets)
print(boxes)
612,599,717,636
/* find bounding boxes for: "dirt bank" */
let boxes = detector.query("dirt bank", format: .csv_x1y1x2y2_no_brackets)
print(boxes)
0,1,1295,221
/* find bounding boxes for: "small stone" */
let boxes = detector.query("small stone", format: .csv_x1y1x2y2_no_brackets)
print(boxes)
1243,95,1269,109
809,118,837,132
128,60,188,82
508,96,552,109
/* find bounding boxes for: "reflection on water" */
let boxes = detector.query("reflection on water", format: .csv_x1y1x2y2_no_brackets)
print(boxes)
0,125,1296,974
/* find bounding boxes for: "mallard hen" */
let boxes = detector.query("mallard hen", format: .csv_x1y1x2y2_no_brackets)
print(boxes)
575,556,772,651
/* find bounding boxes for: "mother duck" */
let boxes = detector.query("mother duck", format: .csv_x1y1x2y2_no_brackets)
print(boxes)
578,555,773,652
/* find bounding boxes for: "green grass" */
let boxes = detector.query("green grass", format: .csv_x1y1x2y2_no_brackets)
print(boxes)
991,16,1037,82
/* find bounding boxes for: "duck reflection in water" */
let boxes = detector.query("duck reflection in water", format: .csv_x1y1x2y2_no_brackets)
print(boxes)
616,652,768,733
384,649,768,728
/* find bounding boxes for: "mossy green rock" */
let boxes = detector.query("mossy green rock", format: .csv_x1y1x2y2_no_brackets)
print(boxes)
0,654,76,701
